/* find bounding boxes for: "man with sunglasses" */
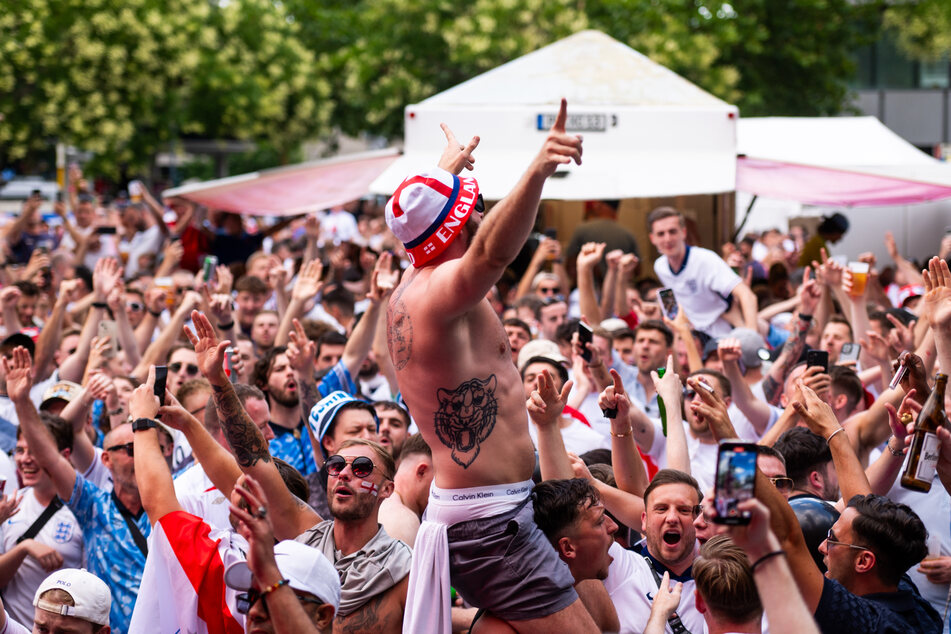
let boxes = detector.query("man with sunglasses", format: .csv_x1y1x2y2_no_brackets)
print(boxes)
4,346,149,634
384,101,595,632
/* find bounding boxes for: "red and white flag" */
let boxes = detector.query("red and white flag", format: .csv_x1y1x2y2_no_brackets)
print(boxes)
129,511,247,634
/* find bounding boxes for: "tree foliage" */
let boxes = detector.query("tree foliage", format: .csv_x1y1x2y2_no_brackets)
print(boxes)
884,0,951,61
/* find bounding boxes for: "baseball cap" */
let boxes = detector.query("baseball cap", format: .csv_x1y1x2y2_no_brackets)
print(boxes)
34,568,111,626
308,391,378,458
898,284,924,307
728,328,771,370
385,167,480,267
40,380,83,410
517,339,568,373
225,540,341,612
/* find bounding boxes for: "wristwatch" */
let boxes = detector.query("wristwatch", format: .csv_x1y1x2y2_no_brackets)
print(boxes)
131,418,159,432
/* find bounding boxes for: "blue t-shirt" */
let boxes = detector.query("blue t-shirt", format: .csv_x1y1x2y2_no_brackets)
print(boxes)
814,575,941,634
64,473,150,634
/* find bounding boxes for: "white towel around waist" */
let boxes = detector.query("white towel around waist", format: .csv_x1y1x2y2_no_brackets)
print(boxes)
402,480,534,634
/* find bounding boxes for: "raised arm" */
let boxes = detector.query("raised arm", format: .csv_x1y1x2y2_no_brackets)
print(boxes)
866,396,916,495
653,356,687,477
429,99,582,317
731,281,759,331
613,253,638,320
719,337,773,434
340,257,392,380
275,259,324,347
923,257,951,373
576,242,606,326
186,311,320,539
793,381,871,504
5,348,77,502
514,238,561,300
32,279,82,381
599,250,623,321
132,290,202,381
529,370,575,481
598,369,650,496
761,271,820,406
59,258,124,383
129,366,182,524
664,308,702,375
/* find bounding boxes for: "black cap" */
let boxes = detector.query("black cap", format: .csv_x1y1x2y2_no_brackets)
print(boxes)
789,496,840,573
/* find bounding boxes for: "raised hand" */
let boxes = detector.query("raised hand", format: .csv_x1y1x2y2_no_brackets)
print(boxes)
686,376,733,440
923,256,951,331
375,252,400,293
798,268,821,315
527,369,572,429
650,355,681,404
860,330,892,363
567,452,595,481
717,338,743,365
93,258,123,302
157,388,197,432
291,259,324,303
203,287,235,327
885,313,914,354
3,347,33,403
58,278,84,303
648,571,683,626
144,286,167,316
885,389,920,458
576,242,606,271
791,380,840,440
367,251,397,302
286,318,317,377
437,123,480,174
619,252,640,275
598,369,631,421
0,286,21,313
130,365,161,421
183,310,230,385
605,248,623,270
229,475,280,582
214,264,234,295
532,98,583,178
0,493,21,524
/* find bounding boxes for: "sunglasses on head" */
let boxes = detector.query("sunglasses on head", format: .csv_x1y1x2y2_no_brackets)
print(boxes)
325,454,381,479
169,362,199,376
236,588,324,616
106,442,134,457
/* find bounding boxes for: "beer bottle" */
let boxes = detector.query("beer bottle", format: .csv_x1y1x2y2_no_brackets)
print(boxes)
901,374,949,492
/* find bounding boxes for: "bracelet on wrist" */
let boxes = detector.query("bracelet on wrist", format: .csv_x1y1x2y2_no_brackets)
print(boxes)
92,301,108,309
260,579,289,598
610,426,633,438
826,427,845,444
798,314,813,322
887,436,904,457
108,407,124,416
217,321,235,330
751,550,786,572
147,309,163,317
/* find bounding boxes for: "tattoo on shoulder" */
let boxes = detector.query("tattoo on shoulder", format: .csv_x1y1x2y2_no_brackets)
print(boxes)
211,383,272,468
761,376,781,405
434,375,499,468
386,298,413,370
335,591,384,631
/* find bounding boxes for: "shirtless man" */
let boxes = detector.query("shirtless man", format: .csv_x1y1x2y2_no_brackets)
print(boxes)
385,100,595,632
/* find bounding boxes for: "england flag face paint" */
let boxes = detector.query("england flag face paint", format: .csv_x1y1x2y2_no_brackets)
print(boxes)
360,480,380,497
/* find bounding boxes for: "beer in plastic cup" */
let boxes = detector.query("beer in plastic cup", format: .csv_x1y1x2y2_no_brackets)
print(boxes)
155,276,175,308
848,262,869,297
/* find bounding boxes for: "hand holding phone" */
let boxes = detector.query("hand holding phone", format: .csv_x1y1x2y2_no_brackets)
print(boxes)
657,288,678,321
577,322,593,363
806,349,829,373
153,366,168,407
713,441,758,525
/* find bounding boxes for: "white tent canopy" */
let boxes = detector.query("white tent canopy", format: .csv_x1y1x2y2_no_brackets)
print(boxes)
736,117,951,206
371,30,738,200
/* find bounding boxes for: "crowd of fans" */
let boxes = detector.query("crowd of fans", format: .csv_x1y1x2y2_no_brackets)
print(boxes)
0,125,950,634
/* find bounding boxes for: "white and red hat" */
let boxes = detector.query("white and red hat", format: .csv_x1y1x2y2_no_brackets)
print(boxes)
385,167,480,267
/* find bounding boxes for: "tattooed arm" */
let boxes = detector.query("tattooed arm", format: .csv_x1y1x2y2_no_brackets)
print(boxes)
186,311,321,539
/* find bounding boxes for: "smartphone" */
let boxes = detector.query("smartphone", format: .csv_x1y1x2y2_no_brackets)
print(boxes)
97,321,118,359
839,342,861,364
544,227,558,240
154,366,168,406
95,226,117,235
203,255,219,282
225,346,238,384
806,349,829,372
657,287,678,321
713,441,758,525
578,322,593,363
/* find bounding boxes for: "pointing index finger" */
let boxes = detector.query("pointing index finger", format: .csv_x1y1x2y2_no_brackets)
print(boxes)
610,368,625,395
552,98,568,133
440,122,458,146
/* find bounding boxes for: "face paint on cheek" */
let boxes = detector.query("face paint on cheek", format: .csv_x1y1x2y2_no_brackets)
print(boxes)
359,480,379,496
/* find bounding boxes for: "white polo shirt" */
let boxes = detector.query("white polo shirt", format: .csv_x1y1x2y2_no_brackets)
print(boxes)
603,541,704,634
654,246,742,338
646,419,719,494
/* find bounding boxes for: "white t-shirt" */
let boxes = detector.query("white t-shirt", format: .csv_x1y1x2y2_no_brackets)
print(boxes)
654,246,742,337
603,541,704,634
122,224,164,279
173,464,232,532
0,488,84,626
647,419,718,494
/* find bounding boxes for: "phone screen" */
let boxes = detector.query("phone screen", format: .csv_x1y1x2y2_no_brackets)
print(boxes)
806,349,829,372
839,343,861,363
578,322,593,363
714,442,757,525
97,321,118,359
154,366,168,407
657,288,678,321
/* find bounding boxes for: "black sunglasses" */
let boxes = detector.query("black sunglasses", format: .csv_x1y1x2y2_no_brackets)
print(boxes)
169,362,199,375
475,194,485,215
325,455,380,479
540,294,566,306
236,588,324,615
106,442,134,457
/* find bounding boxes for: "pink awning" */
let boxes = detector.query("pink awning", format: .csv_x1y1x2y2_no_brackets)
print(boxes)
162,149,400,216
736,156,951,207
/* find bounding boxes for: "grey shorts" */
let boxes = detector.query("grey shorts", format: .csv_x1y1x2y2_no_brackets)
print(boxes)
446,498,578,621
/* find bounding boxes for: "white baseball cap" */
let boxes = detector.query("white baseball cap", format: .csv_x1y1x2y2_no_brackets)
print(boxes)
34,568,112,626
225,540,341,611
